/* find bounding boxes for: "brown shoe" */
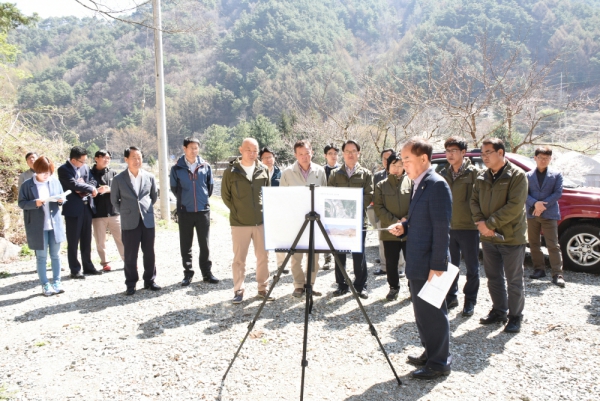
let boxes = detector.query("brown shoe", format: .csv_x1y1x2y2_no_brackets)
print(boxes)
552,275,565,288
292,288,305,298
258,290,275,301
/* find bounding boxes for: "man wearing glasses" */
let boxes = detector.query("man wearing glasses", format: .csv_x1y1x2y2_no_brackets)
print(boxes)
471,138,528,333
526,146,565,287
438,137,481,316
327,139,373,299
58,146,102,279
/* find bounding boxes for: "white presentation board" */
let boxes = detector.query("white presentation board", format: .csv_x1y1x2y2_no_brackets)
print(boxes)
263,186,364,253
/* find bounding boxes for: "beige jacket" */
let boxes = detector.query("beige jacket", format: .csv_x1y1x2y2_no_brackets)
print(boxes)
280,161,327,188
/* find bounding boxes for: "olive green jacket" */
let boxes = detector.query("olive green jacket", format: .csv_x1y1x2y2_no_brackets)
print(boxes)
221,158,270,226
439,158,480,230
373,174,412,241
328,162,373,228
470,161,528,245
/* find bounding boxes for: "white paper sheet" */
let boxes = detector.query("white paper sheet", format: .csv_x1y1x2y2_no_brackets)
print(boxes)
417,263,460,309
43,190,71,203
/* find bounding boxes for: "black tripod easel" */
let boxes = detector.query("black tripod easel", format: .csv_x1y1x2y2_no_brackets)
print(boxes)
222,184,402,400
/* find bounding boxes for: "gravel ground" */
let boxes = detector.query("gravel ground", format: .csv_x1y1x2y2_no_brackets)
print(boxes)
1,178,599,400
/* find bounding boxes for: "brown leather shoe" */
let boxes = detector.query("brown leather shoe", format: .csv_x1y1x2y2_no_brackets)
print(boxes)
552,275,565,287
258,290,275,301
292,288,305,298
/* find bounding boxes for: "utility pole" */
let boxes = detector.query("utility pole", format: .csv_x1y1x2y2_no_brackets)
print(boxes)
152,0,170,223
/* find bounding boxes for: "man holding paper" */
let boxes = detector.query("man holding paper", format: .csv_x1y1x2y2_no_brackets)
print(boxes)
388,138,453,380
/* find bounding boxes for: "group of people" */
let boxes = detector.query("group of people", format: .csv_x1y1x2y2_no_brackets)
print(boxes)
17,133,565,381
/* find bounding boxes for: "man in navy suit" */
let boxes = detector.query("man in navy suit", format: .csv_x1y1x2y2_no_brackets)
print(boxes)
58,146,102,278
527,146,565,287
389,137,452,380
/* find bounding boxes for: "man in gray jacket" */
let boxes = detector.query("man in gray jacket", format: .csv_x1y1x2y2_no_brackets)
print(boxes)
280,140,327,298
110,146,160,296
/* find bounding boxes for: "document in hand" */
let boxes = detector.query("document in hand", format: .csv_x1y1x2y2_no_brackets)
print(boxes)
417,263,460,309
44,190,72,203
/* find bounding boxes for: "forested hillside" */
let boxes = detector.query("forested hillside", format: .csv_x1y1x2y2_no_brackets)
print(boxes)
8,0,600,162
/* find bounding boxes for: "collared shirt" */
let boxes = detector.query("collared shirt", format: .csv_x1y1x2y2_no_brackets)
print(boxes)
491,161,508,183
451,162,466,181
128,169,142,196
345,164,357,178
68,160,81,179
298,163,311,181
184,156,198,172
412,168,430,198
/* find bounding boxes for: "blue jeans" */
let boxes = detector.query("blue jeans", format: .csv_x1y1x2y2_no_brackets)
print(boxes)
35,230,62,285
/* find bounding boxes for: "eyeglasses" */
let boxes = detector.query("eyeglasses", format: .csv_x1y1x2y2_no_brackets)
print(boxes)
536,156,551,162
481,150,497,157
445,149,461,155
343,150,359,155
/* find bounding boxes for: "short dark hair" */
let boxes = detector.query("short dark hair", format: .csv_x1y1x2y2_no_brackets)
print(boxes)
124,146,142,158
69,146,87,160
33,156,55,175
380,148,394,158
25,152,37,160
294,139,312,153
385,152,401,173
95,149,112,158
535,146,552,156
341,139,361,152
259,147,274,159
444,136,468,151
324,143,339,154
183,137,200,147
482,138,505,156
403,137,433,161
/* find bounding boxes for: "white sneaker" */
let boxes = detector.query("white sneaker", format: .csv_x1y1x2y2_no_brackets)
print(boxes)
42,283,56,297
52,280,65,294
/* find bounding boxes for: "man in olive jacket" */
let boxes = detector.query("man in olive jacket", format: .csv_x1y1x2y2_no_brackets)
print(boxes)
439,136,481,317
221,138,271,304
328,139,373,299
470,138,528,334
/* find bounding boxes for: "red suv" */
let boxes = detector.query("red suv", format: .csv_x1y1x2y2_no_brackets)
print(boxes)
432,150,600,274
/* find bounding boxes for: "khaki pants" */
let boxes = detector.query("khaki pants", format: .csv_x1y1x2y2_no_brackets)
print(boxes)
276,252,286,268
527,217,563,276
92,215,125,266
290,253,320,289
231,225,270,292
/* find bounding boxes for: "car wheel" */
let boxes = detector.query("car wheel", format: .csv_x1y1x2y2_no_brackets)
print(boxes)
559,224,600,274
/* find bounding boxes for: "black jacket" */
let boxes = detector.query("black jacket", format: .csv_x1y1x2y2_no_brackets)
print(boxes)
90,165,119,218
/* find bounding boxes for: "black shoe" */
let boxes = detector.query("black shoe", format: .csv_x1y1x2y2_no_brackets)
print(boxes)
282,269,289,274
332,287,349,297
373,269,387,276
375,258,381,264
446,298,459,309
358,288,369,299
202,274,220,284
386,288,399,301
182,276,193,286
552,275,565,287
462,301,475,317
504,315,521,333
407,352,427,366
125,288,136,296
411,366,450,380
83,269,103,276
70,272,85,280
529,269,546,279
144,282,161,291
480,309,508,325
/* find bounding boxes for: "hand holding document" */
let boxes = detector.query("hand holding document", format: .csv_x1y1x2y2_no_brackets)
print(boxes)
417,263,460,308
43,190,71,203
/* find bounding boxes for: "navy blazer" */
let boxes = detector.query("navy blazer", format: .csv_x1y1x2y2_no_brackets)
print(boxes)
401,168,452,281
18,176,67,250
57,161,97,216
526,168,563,220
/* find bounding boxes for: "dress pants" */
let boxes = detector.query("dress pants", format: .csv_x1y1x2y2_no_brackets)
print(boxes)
383,241,406,289
178,210,212,278
409,278,452,372
122,217,156,289
334,231,368,291
481,242,525,317
527,217,563,276
446,230,481,304
92,215,125,266
65,204,95,274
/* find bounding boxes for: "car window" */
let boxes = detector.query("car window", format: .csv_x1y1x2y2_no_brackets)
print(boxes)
431,158,447,173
